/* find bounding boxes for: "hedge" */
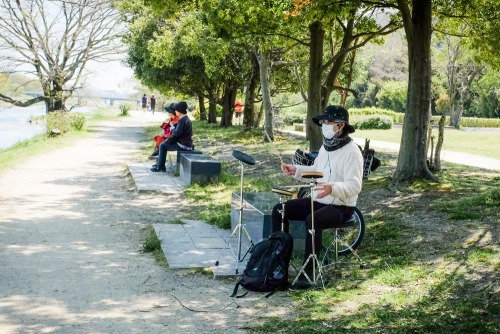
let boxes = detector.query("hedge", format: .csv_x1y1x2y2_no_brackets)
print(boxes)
395,113,500,127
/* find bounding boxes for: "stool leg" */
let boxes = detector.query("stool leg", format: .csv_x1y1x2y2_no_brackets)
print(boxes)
334,228,339,269
322,228,365,270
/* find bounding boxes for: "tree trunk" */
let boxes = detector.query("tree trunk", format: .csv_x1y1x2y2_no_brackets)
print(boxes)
197,94,207,121
220,85,237,128
243,49,260,130
340,47,357,107
452,66,482,128
258,49,274,141
46,87,66,113
322,18,354,109
307,21,324,152
433,115,446,171
451,104,463,129
207,95,217,124
391,0,436,188
256,103,264,128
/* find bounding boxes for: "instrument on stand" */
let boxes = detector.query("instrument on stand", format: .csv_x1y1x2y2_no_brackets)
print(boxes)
271,188,294,231
215,150,255,274
291,171,326,288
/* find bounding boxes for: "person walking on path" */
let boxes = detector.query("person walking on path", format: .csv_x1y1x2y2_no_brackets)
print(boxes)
234,99,243,125
141,93,148,113
150,95,156,115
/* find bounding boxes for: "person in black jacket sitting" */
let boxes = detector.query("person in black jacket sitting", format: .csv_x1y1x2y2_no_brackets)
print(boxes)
151,101,193,172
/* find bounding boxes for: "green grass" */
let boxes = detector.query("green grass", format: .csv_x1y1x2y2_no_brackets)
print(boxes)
168,121,499,334
142,225,168,268
436,187,500,220
350,126,500,159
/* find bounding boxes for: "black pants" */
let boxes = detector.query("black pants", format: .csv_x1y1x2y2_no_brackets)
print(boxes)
271,198,354,267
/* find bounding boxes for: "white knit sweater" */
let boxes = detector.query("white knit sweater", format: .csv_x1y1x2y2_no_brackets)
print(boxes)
293,141,363,206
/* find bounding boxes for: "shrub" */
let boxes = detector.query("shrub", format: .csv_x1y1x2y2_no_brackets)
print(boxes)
69,112,86,130
279,104,307,125
119,104,131,116
349,107,399,122
352,116,393,130
46,111,71,135
282,113,305,125
191,107,200,120
396,114,500,128
435,93,451,115
377,80,408,113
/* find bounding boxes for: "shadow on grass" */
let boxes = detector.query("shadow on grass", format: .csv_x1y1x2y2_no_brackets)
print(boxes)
253,214,498,333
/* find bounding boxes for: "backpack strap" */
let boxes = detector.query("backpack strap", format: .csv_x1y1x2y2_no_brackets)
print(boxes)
264,279,289,298
236,291,249,298
230,281,241,297
265,289,277,298
230,281,250,298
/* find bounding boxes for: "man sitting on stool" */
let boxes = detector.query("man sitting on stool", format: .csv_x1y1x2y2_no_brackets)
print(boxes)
271,105,363,288
151,101,193,172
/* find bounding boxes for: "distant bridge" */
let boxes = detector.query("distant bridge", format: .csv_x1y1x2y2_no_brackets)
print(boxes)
25,90,136,106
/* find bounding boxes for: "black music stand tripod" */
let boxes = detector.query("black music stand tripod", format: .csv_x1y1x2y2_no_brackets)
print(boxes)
215,150,255,274
291,172,325,288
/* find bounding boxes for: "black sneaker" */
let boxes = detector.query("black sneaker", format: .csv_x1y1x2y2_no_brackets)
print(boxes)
151,166,166,172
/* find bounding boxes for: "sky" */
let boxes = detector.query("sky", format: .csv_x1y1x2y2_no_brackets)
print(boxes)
85,59,136,93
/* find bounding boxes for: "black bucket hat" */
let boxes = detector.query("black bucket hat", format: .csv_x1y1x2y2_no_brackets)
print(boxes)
175,101,188,114
165,103,177,114
312,105,355,133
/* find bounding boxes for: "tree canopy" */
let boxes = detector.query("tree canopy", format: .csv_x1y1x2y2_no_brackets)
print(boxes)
119,0,499,187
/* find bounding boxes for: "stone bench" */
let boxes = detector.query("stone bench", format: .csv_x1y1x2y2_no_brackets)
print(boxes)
293,123,305,132
171,149,203,174
230,192,306,257
179,154,221,185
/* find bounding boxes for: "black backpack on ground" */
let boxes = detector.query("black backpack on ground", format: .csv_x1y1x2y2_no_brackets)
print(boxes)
231,231,293,298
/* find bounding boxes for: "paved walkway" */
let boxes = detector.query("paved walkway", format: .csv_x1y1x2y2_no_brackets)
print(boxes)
128,161,249,277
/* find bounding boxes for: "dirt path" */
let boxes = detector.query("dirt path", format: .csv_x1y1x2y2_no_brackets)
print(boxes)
0,112,290,334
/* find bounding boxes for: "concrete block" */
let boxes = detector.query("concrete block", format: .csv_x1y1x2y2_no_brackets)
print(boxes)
174,149,202,174
180,154,221,185
230,192,306,257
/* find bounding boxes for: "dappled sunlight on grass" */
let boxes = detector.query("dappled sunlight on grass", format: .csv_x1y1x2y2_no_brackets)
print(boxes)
146,120,500,333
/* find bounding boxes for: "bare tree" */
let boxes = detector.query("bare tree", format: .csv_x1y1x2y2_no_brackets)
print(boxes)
0,0,125,112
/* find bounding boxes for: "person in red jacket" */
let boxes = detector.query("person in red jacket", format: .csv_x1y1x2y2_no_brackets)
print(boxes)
234,99,243,125
149,103,179,158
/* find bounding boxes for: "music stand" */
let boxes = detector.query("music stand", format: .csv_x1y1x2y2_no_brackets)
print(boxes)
215,150,255,274
291,172,325,288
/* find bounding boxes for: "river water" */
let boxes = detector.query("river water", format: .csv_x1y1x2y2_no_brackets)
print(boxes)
0,104,94,150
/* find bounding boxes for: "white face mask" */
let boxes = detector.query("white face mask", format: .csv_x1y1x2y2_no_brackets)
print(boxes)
321,124,340,139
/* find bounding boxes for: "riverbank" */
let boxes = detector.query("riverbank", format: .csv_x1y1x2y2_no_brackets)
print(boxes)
0,104,111,150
